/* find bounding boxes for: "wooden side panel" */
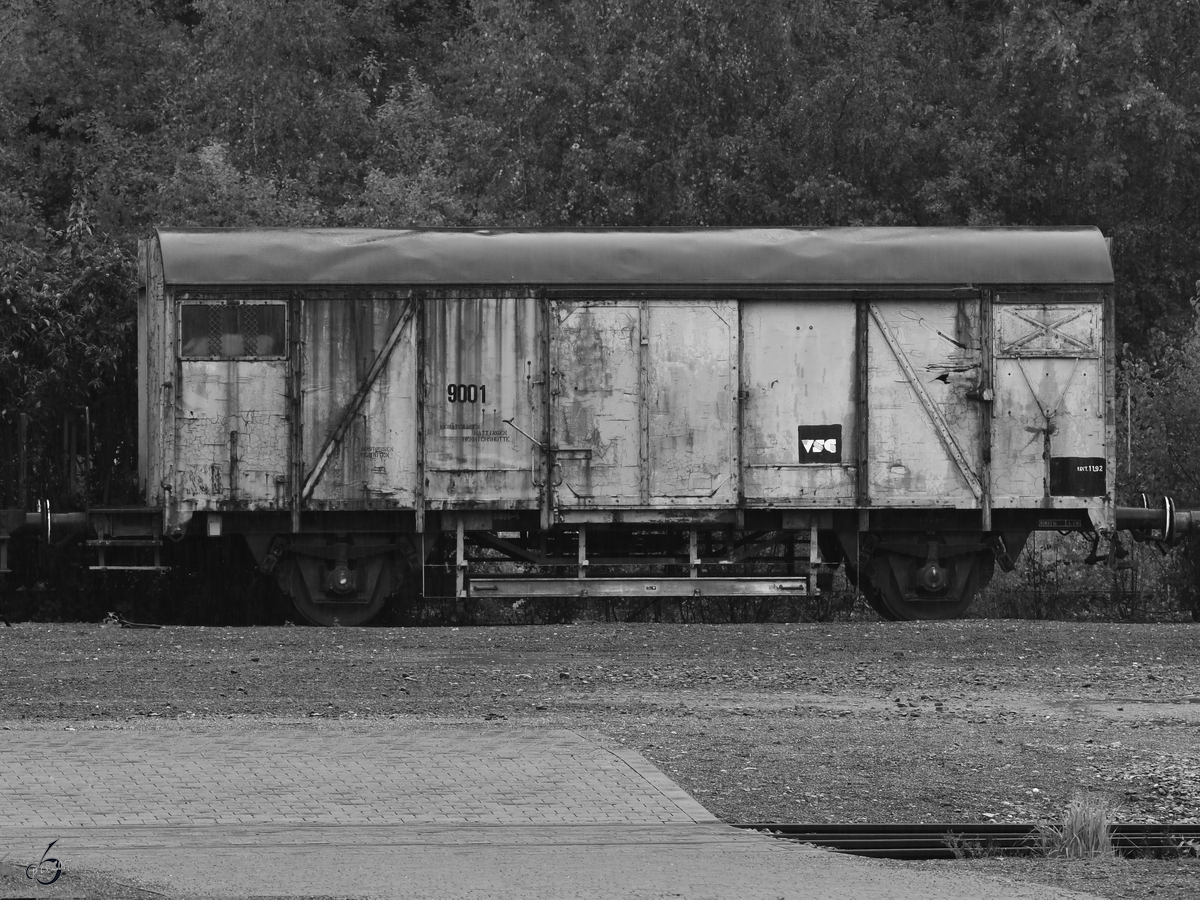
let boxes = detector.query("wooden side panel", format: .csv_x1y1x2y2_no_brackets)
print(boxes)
552,302,641,505
741,300,856,505
646,301,736,504
143,238,168,506
424,296,543,508
302,298,418,508
551,300,736,508
136,241,149,498
990,298,1106,508
176,361,290,509
867,299,984,506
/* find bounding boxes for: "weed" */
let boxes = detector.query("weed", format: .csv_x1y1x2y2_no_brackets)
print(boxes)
943,833,987,859
1036,796,1115,859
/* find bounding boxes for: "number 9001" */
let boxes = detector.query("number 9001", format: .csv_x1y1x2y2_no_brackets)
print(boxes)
447,383,486,404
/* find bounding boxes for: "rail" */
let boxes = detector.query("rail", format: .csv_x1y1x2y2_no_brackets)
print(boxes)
733,822,1200,859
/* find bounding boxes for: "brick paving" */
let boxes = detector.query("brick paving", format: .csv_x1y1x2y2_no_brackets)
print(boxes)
0,723,1100,899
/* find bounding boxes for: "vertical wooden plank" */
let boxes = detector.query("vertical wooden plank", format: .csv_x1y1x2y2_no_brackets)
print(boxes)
645,300,735,502
136,240,149,498
289,292,303,533
980,290,993,531
415,294,426,533
855,299,870,511
163,278,179,533
1104,284,1117,525
144,237,166,510
736,300,745,512
552,302,641,506
540,294,553,532
638,300,650,506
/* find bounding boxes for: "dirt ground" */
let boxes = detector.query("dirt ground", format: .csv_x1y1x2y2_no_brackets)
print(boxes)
2,619,1198,899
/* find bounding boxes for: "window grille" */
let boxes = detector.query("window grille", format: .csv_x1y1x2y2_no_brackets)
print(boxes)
181,303,285,359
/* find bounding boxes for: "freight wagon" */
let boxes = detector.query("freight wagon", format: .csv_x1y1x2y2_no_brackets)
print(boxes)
6,227,1193,624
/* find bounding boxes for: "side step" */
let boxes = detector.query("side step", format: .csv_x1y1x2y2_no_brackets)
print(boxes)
87,539,169,572
468,577,810,599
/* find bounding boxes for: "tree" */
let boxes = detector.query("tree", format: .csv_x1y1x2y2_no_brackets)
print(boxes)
0,189,137,505
0,0,187,237
980,0,1200,347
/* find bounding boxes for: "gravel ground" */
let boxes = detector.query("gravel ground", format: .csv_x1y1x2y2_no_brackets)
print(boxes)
2,619,1199,899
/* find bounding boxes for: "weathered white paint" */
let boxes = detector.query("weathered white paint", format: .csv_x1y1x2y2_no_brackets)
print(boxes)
303,298,419,508
551,300,735,509
145,269,1113,527
646,301,736,504
553,302,641,505
991,300,1105,508
741,300,857,505
868,300,984,506
176,360,289,509
424,295,543,509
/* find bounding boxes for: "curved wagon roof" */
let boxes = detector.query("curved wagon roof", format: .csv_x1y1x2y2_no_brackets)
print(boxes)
155,226,1114,288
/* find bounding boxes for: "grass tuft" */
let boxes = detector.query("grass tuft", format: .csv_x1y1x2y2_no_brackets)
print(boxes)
1037,795,1116,859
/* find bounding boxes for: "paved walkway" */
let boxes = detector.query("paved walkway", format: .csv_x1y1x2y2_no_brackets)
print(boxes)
0,724,1098,899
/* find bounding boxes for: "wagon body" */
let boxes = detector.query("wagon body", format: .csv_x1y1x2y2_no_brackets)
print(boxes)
136,227,1115,622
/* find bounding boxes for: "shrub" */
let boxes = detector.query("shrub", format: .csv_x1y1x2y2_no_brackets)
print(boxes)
1036,796,1115,859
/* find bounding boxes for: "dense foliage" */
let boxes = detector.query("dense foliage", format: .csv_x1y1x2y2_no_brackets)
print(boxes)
2,0,1199,515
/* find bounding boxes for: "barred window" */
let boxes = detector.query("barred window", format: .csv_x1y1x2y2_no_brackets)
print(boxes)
181,303,286,358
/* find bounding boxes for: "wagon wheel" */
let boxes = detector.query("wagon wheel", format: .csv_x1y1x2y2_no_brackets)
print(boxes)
274,539,408,627
278,559,390,626
863,584,901,621
869,540,995,622
845,562,899,621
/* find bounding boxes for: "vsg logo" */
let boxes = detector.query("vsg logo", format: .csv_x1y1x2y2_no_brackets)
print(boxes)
798,425,842,464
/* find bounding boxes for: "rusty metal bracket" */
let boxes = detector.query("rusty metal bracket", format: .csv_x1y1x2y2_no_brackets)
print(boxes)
259,536,287,575
713,530,785,566
301,297,416,503
987,534,1016,572
502,417,545,449
869,303,983,500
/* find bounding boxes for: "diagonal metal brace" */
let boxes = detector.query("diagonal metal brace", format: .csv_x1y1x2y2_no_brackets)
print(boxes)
869,303,983,500
302,298,417,502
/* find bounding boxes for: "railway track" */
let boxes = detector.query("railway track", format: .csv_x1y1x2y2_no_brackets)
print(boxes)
732,823,1200,860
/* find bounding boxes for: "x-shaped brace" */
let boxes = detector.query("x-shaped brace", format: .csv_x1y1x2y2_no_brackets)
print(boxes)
1004,308,1092,353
